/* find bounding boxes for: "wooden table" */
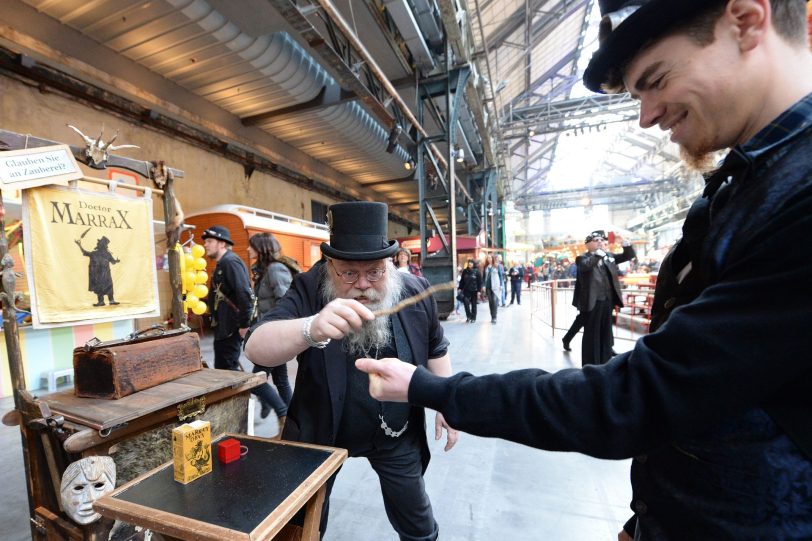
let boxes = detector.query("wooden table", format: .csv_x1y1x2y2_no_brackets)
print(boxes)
93,434,347,541
18,369,264,540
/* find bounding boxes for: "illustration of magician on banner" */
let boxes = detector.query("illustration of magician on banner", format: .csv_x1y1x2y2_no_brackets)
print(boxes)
23,184,159,328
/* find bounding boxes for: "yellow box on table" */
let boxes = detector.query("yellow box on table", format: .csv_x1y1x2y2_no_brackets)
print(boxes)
172,420,212,484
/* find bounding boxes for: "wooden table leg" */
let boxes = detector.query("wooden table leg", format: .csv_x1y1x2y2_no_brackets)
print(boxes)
300,485,326,541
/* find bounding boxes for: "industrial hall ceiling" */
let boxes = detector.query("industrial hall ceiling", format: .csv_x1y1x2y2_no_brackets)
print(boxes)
0,0,685,233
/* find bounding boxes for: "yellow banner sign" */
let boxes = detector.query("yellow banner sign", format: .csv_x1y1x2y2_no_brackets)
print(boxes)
24,185,159,327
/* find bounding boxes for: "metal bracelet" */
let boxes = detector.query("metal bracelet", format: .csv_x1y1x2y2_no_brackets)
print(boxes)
302,315,330,349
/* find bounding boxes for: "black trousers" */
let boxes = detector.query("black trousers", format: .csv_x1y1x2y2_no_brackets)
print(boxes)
314,438,438,541
509,281,522,304
562,312,585,344
581,299,614,365
462,291,478,321
487,290,499,321
213,333,281,410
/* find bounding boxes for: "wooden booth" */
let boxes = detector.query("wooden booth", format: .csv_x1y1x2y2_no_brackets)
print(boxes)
0,130,344,541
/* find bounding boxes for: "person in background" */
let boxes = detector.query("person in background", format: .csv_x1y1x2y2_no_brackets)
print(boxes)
575,231,635,365
248,232,300,434
203,225,278,419
454,265,463,317
483,255,502,324
393,247,422,277
355,1,812,539
458,258,482,323
496,255,507,307
507,261,524,305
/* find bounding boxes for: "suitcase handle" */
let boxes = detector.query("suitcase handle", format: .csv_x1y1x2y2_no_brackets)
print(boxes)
83,324,190,351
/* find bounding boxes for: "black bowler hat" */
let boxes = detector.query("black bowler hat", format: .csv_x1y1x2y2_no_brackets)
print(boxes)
585,230,607,243
321,202,399,261
201,225,234,245
584,0,716,93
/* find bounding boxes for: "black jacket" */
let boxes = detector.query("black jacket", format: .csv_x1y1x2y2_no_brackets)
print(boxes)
408,102,812,538
458,267,482,293
255,260,449,470
574,245,635,312
209,250,254,341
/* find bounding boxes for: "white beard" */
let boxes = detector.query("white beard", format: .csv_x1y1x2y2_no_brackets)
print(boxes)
319,260,405,356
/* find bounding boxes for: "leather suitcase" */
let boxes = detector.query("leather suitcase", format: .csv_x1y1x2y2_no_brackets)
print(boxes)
73,326,203,399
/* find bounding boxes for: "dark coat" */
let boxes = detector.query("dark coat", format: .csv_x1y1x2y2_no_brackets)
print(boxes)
574,245,635,312
508,265,524,283
458,267,482,293
255,260,448,471
209,250,254,341
408,104,812,538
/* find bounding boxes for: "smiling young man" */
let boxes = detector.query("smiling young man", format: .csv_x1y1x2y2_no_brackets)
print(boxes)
245,201,457,541
356,1,812,539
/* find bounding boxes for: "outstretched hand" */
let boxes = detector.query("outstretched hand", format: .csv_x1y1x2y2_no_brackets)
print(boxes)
355,357,416,402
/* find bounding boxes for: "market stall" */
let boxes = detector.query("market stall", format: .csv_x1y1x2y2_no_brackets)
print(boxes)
0,128,339,541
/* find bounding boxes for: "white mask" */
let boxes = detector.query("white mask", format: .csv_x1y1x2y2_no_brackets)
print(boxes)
60,456,116,525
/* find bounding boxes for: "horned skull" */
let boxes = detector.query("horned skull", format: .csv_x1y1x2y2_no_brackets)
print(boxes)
67,124,139,169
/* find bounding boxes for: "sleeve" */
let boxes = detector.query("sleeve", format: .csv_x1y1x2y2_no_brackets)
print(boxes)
577,253,601,272
256,271,308,326
423,280,449,359
268,262,293,300
613,245,636,265
409,192,812,459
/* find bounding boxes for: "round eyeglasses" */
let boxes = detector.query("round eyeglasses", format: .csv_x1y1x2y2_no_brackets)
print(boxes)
329,260,386,284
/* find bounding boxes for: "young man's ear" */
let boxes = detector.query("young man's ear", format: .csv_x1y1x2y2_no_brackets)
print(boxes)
727,0,770,52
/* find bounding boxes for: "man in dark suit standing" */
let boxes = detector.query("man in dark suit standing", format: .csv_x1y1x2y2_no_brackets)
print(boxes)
575,230,635,365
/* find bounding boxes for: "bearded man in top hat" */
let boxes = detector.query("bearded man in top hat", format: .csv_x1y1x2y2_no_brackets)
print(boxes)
245,201,458,541
574,230,635,365
355,1,812,539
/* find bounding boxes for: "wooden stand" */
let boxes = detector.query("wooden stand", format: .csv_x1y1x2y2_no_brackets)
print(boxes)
17,369,264,540
94,434,347,541
0,128,197,539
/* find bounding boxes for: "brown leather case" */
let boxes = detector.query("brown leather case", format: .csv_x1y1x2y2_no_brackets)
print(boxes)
73,327,203,399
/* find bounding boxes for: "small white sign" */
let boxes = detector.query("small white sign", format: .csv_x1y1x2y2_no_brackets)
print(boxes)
0,144,82,189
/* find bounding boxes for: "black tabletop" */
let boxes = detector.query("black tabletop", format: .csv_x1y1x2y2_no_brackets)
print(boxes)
113,438,333,534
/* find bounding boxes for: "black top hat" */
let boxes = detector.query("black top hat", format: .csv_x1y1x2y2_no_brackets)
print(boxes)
201,225,234,246
585,230,607,243
583,0,716,93
321,202,399,261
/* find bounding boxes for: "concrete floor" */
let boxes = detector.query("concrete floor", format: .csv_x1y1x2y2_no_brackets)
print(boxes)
0,296,633,541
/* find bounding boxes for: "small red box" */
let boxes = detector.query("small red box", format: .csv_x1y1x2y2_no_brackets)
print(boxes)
218,438,241,464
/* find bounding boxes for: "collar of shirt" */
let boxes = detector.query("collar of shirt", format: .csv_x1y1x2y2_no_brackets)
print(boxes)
704,91,812,198
741,90,812,160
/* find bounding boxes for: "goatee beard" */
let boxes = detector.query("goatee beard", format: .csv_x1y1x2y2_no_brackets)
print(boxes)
319,261,405,356
679,144,717,173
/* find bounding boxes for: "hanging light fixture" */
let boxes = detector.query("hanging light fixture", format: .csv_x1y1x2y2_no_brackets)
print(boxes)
404,159,415,171
455,146,465,163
